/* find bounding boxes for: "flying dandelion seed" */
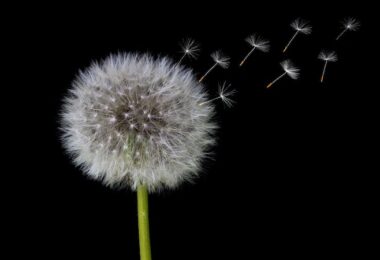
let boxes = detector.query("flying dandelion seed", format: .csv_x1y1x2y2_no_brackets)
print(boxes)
176,38,200,65
266,60,300,88
336,17,360,40
199,51,230,82
199,82,236,108
283,18,312,53
239,34,270,66
318,50,338,83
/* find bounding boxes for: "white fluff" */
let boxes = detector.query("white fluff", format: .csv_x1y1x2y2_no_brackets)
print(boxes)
180,38,200,59
61,53,217,192
199,50,230,82
336,17,360,40
245,34,270,52
283,18,311,53
211,51,230,69
342,17,360,31
217,82,236,108
199,82,236,108
318,51,338,62
291,18,312,34
280,60,300,79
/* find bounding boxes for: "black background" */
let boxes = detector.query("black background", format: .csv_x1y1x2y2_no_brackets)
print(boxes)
8,2,375,259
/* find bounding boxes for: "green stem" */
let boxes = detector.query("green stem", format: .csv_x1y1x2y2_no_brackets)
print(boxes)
137,185,152,260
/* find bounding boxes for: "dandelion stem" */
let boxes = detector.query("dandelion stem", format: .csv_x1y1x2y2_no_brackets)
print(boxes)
267,72,286,88
283,31,299,53
240,47,256,66
137,185,152,260
336,28,348,40
199,63,218,82
321,61,328,83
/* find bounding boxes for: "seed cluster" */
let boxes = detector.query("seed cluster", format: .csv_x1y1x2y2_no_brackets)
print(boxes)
62,54,216,191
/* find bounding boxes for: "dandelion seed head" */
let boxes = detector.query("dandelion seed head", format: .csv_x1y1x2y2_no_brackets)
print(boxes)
181,38,200,59
342,17,360,31
291,18,312,34
211,51,230,69
318,50,338,62
61,53,217,192
245,34,270,52
280,60,300,80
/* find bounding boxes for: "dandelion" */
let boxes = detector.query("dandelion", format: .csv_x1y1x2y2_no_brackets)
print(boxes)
199,82,236,107
61,53,217,260
199,51,230,82
336,17,360,40
318,50,338,82
283,18,312,53
239,34,270,66
177,38,200,65
266,60,300,88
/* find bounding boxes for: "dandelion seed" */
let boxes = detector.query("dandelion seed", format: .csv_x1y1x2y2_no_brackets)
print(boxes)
109,116,116,123
318,50,338,83
239,34,270,66
266,60,300,88
199,82,236,107
283,18,312,53
182,38,200,58
336,17,360,40
175,38,200,66
199,51,230,83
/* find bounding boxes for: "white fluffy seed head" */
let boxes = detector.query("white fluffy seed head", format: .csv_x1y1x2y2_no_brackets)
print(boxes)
180,38,200,59
280,59,300,79
61,53,217,192
211,51,230,69
342,17,360,31
318,50,338,62
245,34,270,52
291,18,312,34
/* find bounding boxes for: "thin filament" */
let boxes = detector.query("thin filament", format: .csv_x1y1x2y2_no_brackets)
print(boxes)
283,31,299,53
199,63,218,83
240,47,256,66
267,72,286,88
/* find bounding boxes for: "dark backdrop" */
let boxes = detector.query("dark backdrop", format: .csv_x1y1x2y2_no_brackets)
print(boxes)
10,2,375,259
